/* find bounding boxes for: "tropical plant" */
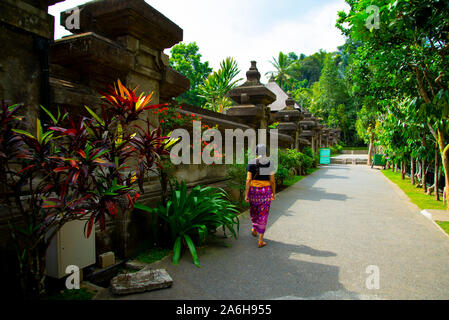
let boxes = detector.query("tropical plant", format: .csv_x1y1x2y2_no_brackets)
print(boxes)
275,164,289,188
278,148,315,176
135,181,239,268
169,42,213,106
226,150,251,204
266,52,295,90
2,79,173,298
330,144,343,156
198,57,241,113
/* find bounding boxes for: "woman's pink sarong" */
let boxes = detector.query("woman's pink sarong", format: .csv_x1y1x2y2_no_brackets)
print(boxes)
248,186,272,234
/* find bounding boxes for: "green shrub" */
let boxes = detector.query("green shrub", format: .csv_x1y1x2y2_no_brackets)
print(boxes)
135,181,239,268
330,144,343,155
269,122,279,129
301,154,314,172
280,149,302,172
226,150,251,203
275,164,289,188
278,148,316,175
303,146,314,158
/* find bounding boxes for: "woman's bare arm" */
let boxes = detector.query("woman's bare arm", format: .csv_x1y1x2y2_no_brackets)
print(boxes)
244,172,252,202
270,173,276,200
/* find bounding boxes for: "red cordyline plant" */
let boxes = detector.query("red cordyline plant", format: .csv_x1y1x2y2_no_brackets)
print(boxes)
1,80,173,299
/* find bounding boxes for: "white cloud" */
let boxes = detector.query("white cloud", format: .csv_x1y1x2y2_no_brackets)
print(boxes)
152,0,349,83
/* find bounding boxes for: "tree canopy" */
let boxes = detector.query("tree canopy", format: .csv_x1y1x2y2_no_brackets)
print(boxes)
337,0,449,206
169,42,212,106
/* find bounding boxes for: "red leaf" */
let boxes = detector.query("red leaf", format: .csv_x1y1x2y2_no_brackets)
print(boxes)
99,214,105,230
84,215,95,238
17,164,35,175
43,184,54,192
71,171,80,184
105,201,117,216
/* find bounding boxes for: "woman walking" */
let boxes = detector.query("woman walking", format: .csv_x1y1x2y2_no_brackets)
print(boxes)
245,144,275,248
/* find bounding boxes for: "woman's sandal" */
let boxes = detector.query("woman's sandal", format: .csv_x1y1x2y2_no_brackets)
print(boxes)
258,241,267,248
251,228,258,237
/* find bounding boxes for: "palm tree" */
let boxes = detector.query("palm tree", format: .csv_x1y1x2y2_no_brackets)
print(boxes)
266,52,294,89
198,57,242,113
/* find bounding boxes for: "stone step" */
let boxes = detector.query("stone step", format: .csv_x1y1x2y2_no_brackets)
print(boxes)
331,158,368,165
341,149,369,155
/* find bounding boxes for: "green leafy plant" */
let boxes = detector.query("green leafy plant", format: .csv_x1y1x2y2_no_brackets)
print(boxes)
169,42,212,107
275,164,289,188
135,181,239,268
198,57,241,113
226,150,251,204
268,122,279,129
330,144,343,156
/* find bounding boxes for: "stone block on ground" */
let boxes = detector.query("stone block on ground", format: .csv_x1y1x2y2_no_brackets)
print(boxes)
110,269,173,295
98,251,115,268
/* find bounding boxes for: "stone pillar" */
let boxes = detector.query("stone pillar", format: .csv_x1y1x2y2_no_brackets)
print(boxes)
324,128,330,147
312,119,322,155
311,136,316,154
299,111,315,152
227,61,294,149
0,0,63,132
275,97,302,150
227,61,275,130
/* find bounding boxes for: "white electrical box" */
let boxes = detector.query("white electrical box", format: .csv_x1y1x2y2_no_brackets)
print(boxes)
46,219,96,279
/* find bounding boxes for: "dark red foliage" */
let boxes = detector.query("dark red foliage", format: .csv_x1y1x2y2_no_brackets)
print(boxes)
131,121,169,193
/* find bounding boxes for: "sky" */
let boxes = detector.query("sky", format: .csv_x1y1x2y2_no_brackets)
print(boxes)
49,0,349,83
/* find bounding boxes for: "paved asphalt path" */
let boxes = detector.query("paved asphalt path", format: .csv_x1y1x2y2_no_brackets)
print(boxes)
116,165,449,300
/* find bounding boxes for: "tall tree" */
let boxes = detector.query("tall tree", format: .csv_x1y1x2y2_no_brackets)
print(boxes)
338,0,449,206
169,42,212,106
309,55,353,144
266,52,294,90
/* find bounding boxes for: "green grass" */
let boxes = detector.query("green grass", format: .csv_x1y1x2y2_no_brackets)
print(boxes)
136,247,169,264
381,169,446,210
284,175,305,187
283,168,320,187
48,288,94,300
436,221,449,235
